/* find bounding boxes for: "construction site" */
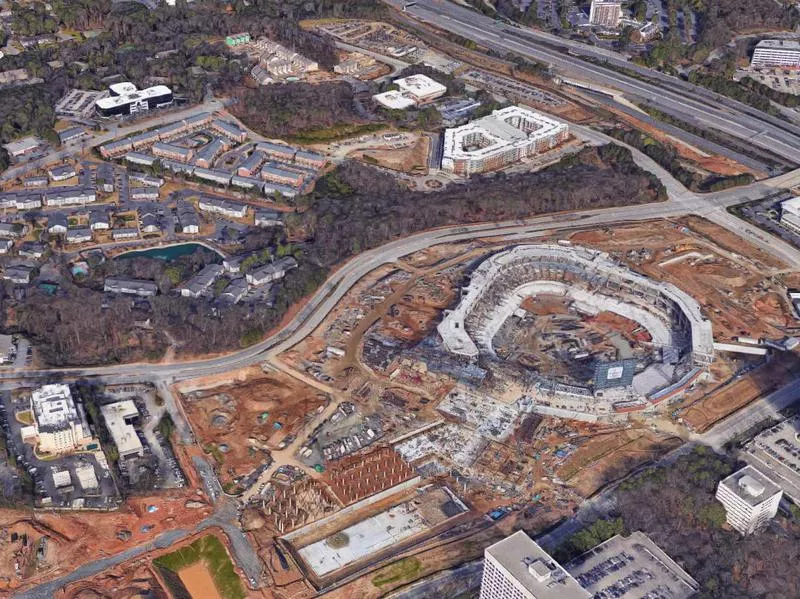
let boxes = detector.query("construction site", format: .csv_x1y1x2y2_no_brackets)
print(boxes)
0,492,213,596
284,484,469,588
436,243,715,420
272,217,799,513
176,368,329,492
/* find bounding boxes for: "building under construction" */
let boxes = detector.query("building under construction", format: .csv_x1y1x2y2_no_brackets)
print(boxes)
325,447,417,506
436,244,714,419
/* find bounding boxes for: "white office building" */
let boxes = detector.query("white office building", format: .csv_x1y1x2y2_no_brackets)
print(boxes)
480,531,590,599
716,465,782,535
100,400,144,459
395,74,447,104
28,384,93,454
750,40,800,70
374,74,447,110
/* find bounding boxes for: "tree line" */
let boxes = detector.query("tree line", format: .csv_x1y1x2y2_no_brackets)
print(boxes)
299,145,666,267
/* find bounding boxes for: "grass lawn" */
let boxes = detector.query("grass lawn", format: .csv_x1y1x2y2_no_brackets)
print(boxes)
286,123,386,144
154,534,246,599
15,410,34,425
371,557,423,588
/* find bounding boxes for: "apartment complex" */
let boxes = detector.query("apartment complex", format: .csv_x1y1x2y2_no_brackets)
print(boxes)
750,40,800,69
24,384,93,454
197,196,248,219
103,277,158,297
716,465,782,535
442,106,569,176
589,0,622,28
194,137,228,169
225,32,251,47
44,186,96,207
99,112,213,158
480,531,589,599
152,141,194,163
246,256,298,286
249,38,319,83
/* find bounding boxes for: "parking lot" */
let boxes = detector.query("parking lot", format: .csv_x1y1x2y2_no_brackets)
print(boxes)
104,384,187,491
0,390,121,510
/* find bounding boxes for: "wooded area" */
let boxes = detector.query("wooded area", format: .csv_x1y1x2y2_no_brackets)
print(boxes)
300,145,666,266
0,0,379,155
7,238,326,366
230,82,363,138
604,127,754,191
611,447,800,597
3,145,663,366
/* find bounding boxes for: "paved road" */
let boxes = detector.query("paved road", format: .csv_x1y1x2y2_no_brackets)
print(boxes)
0,175,797,387
698,378,800,450
387,0,800,167
16,527,191,599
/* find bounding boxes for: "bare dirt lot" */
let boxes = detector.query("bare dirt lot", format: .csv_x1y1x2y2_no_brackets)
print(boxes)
356,136,430,174
681,352,800,432
0,492,211,594
177,367,329,490
180,561,222,599
568,218,792,342
556,428,683,497
60,559,163,599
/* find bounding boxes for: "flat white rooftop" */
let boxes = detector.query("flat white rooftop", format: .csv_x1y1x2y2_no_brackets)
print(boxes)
298,499,429,576
781,196,800,216
443,105,568,162
109,81,138,95
719,465,782,507
96,84,172,110
485,531,590,599
372,90,417,110
31,384,78,429
394,74,447,100
101,400,143,457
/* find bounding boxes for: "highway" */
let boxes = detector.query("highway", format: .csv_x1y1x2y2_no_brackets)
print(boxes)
386,0,800,167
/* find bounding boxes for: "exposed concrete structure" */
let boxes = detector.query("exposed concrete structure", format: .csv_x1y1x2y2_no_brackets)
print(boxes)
566,532,699,599
437,244,714,418
589,0,622,28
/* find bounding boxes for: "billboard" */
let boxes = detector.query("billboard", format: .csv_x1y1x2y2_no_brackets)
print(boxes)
593,359,637,390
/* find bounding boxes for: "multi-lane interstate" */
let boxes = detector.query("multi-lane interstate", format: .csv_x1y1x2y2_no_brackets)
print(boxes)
385,0,800,168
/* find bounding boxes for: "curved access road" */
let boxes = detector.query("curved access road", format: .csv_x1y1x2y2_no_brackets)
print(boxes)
1,172,797,385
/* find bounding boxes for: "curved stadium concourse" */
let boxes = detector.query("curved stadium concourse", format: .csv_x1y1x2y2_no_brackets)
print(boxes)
437,244,715,411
